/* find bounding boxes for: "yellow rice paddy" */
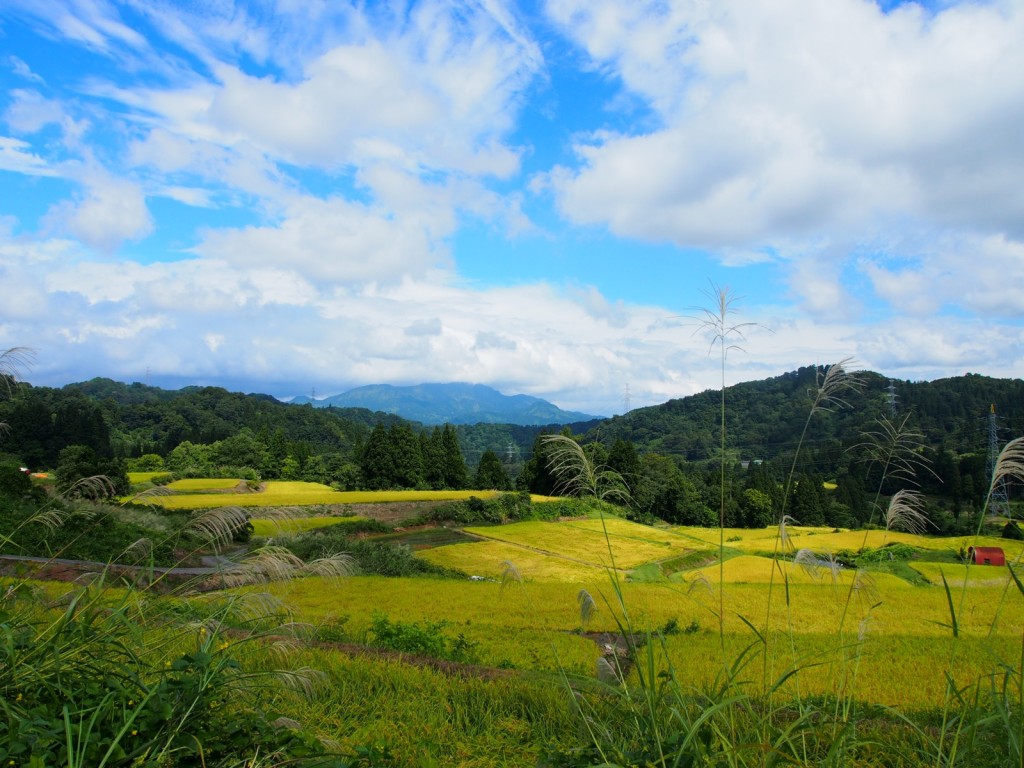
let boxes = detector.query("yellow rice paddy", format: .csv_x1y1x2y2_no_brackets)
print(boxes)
250,515,364,537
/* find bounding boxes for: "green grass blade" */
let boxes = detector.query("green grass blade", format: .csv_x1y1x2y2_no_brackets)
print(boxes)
940,569,959,638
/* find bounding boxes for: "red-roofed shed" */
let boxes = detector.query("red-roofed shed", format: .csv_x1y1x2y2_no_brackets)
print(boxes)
967,546,1005,566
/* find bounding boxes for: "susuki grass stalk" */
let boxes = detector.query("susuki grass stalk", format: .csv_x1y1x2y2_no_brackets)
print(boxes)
761,359,861,705
693,283,759,652
935,437,1024,766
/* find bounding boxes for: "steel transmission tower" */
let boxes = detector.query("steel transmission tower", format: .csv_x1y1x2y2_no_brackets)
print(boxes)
987,404,1011,518
887,380,898,419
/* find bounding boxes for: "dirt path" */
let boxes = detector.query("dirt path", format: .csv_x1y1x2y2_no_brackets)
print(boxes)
0,553,242,591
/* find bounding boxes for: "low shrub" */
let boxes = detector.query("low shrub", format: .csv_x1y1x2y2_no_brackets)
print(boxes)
368,613,478,663
283,525,453,577
855,541,919,565
416,492,617,526
1002,520,1024,540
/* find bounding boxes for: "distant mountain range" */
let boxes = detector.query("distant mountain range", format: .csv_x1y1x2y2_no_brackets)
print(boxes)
288,382,601,426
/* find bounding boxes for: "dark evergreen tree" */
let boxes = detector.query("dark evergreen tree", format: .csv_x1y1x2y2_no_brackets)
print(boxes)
53,394,113,459
790,472,826,526
744,461,783,517
474,449,511,490
388,423,425,489
832,471,869,525
633,453,714,526
440,424,468,489
3,392,57,468
421,429,446,489
359,424,397,490
517,429,563,495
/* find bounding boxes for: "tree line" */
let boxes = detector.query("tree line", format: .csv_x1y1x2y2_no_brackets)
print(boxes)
1,370,1019,532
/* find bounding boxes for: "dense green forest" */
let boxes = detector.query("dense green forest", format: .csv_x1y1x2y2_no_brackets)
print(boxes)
2,367,1021,532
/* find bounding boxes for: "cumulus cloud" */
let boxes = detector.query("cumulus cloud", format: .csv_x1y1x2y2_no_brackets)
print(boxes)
43,172,153,252
544,0,1024,318
862,234,1024,318
5,225,1022,414
193,194,445,284
1,0,1021,416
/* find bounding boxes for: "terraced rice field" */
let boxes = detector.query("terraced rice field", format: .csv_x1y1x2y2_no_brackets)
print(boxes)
416,538,618,582
167,478,242,491
146,483,508,509
462,518,690,569
250,515,364,537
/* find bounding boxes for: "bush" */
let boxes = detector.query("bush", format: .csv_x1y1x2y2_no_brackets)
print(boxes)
0,459,37,502
55,445,131,499
0,580,350,767
126,453,165,472
855,542,919,565
1002,520,1024,540
368,613,478,663
282,525,451,577
414,494,625,526
0,496,181,565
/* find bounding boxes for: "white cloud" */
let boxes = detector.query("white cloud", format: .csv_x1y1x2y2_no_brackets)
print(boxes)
7,55,44,83
4,90,66,134
193,194,444,284
104,2,540,184
3,226,1022,414
544,0,1024,319
0,136,58,176
1,0,1021,416
862,233,1024,317
43,172,152,251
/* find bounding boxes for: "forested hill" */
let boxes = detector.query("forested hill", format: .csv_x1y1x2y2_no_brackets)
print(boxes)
2,369,1021,478
0,377,600,471
588,367,1024,464
0,378,409,468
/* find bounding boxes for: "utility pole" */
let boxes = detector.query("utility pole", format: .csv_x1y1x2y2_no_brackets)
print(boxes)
887,380,898,419
987,403,1010,518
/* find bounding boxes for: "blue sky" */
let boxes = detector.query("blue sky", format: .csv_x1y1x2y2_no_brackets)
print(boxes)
1,0,1022,416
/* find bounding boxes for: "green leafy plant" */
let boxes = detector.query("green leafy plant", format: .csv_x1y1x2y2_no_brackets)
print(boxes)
368,613,478,663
